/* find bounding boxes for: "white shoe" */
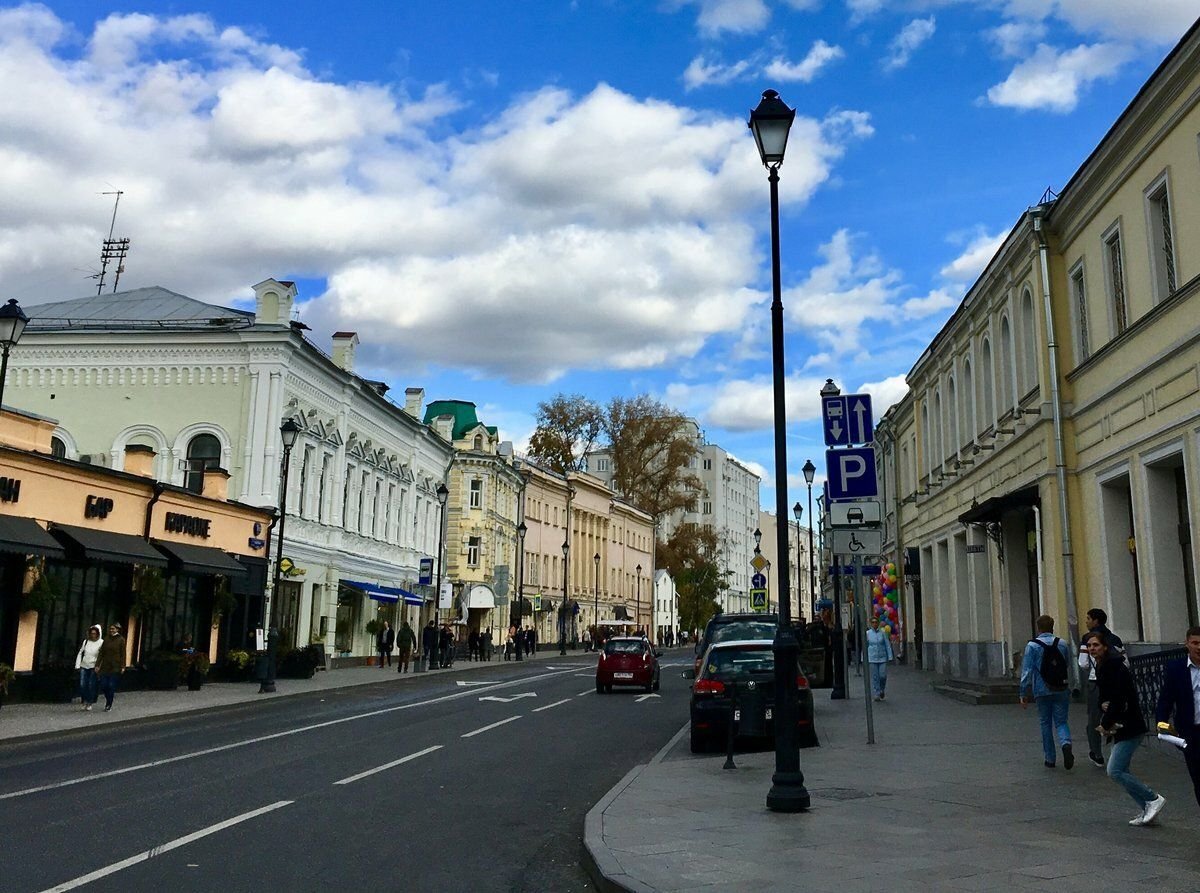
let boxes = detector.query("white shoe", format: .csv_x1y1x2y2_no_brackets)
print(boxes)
1129,811,1147,826
1142,795,1166,824
85,705,93,711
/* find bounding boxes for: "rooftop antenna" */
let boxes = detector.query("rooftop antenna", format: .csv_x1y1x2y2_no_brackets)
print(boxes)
96,190,130,294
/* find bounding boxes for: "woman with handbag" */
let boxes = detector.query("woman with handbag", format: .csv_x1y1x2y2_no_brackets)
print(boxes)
75,624,103,711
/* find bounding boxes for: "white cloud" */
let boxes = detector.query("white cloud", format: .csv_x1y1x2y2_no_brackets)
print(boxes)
764,41,845,82
1008,0,1198,43
846,0,885,25
675,0,771,37
884,16,936,71
857,374,910,415
987,20,1048,57
667,375,831,432
901,287,959,318
683,54,755,90
939,229,1007,281
986,41,1131,112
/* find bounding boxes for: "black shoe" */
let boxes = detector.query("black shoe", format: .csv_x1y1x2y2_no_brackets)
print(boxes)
1063,743,1074,770
104,704,112,712
1044,761,1055,768
1088,752,1104,768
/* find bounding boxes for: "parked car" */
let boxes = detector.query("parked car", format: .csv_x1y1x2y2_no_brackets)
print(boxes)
692,612,779,677
690,639,817,752
596,637,661,693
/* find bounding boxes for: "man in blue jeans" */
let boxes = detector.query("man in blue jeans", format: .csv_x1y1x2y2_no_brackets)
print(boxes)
1019,614,1074,769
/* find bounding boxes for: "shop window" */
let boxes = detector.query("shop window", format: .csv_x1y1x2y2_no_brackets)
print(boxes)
33,563,130,670
141,573,211,656
185,434,221,493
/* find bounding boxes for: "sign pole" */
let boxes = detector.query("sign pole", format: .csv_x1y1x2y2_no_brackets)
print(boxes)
857,554,875,744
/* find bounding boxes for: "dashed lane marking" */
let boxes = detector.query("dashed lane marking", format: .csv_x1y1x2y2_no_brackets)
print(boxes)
332,745,443,785
531,698,572,713
461,715,522,738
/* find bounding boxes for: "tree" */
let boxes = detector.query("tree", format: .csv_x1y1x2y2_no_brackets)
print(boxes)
526,394,603,475
657,523,726,633
605,395,700,518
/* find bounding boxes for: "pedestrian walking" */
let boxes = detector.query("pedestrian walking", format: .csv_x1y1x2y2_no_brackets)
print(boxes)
1019,614,1074,769
95,622,127,712
396,620,416,673
1078,607,1126,768
525,625,536,656
483,628,494,661
1089,632,1166,825
1154,625,1200,809
422,620,438,670
74,624,103,710
439,624,453,668
866,616,894,701
376,620,394,668
504,628,515,661
582,629,591,652
468,629,480,661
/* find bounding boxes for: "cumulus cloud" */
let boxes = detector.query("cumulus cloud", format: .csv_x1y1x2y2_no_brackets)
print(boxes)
901,288,959,318
1009,0,1198,43
673,0,771,37
764,41,845,82
884,16,936,71
987,20,1048,57
857,374,909,415
986,41,1131,112
685,40,844,91
939,229,1008,281
683,54,755,90
666,374,830,432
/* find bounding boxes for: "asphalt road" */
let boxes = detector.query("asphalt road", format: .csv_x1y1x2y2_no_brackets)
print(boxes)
0,651,693,893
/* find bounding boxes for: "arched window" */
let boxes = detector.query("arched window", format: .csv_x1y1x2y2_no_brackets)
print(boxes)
50,436,67,459
962,359,975,443
999,316,1014,413
473,434,484,451
946,377,958,459
981,339,996,429
1020,290,1037,394
185,434,221,493
933,390,944,470
921,402,932,477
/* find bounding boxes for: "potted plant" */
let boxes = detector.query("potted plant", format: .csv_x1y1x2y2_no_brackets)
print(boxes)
211,576,236,627
23,571,63,614
182,652,210,690
146,650,183,690
0,663,13,710
220,648,253,682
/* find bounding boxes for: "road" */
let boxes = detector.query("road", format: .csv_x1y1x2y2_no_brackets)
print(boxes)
0,651,692,893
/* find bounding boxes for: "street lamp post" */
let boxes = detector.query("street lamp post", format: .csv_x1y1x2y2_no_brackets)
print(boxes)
593,552,601,639
749,88,809,812
636,563,642,636
753,527,763,612
820,380,848,701
559,483,575,655
264,417,301,693
0,299,29,411
515,520,527,662
434,482,450,630
802,459,817,619
792,502,803,619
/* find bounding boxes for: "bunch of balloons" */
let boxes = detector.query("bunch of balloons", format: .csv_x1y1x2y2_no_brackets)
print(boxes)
871,562,901,641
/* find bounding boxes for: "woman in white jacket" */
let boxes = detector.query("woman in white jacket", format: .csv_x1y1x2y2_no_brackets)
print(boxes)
75,624,103,711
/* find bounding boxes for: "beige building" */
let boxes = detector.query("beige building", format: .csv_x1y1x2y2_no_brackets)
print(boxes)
875,19,1200,678
758,510,815,623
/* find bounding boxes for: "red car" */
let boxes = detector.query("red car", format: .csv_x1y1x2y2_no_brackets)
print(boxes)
596,637,661,693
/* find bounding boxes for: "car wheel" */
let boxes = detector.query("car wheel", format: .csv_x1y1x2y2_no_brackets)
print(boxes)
689,727,709,754
605,684,613,693
596,681,604,693
652,674,661,692
644,681,653,693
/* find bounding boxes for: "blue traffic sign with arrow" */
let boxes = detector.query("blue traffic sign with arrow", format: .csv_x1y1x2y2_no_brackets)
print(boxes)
822,394,874,446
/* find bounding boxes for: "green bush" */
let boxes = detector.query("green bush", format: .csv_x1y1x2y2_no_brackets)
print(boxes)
279,644,321,679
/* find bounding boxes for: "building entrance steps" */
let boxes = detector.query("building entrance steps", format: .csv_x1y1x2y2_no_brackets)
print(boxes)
585,662,1199,893
931,675,1021,705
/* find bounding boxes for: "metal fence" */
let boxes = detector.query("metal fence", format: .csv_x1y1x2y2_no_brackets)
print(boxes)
1129,647,1187,733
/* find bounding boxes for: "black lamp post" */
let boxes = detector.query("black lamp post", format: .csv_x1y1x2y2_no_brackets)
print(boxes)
0,299,30,411
636,563,642,636
820,379,847,701
749,88,809,812
593,552,601,638
559,539,570,655
434,481,449,629
263,417,301,693
802,459,817,619
753,527,763,612
792,502,803,619
515,520,527,662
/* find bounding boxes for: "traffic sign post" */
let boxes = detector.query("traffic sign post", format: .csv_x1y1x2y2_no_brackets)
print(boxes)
751,572,767,590
822,394,874,446
832,528,883,557
826,447,879,501
830,500,881,527
749,589,768,612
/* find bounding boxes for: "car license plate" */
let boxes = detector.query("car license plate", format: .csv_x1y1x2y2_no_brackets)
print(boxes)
733,709,773,721
615,672,633,679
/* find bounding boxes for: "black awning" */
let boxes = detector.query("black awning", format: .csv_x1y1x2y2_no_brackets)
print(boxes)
50,523,167,567
0,515,66,559
614,605,632,621
958,485,1040,525
153,540,247,577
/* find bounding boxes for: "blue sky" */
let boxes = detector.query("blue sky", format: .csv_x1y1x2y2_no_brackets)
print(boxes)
4,1,1196,506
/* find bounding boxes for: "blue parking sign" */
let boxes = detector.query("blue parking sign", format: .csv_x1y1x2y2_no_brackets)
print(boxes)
825,447,878,501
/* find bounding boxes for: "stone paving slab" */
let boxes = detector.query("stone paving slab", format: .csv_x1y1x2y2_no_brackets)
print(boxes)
585,663,1200,893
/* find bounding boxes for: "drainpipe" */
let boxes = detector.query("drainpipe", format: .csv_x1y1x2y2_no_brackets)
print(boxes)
142,481,166,540
1030,205,1079,655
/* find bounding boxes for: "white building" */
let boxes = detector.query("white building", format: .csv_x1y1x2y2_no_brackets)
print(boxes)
12,281,454,661
653,569,678,643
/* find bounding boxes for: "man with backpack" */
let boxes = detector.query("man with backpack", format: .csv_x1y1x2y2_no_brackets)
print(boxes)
1019,614,1074,769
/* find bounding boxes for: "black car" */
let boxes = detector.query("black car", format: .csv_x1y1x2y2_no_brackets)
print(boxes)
692,612,780,677
689,639,817,753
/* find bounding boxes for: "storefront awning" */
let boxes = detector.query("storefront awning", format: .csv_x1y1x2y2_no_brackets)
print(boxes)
614,605,632,621
0,515,66,559
957,485,1040,525
465,584,495,610
50,523,167,567
152,540,247,577
340,579,424,605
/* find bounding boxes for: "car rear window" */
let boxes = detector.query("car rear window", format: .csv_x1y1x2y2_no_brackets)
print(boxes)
605,640,645,655
711,622,776,644
703,647,774,678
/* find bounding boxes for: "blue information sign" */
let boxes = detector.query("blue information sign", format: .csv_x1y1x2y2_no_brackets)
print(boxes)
418,557,433,586
825,447,879,501
751,572,767,589
822,394,874,446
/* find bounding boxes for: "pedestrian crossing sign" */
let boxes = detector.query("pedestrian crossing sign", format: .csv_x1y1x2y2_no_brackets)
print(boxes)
750,589,768,612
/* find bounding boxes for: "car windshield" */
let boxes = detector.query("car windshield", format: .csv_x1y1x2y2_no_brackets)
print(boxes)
605,640,645,655
711,622,776,644
702,647,774,679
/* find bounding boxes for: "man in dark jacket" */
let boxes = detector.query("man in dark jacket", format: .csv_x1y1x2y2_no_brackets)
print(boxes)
377,620,394,668
96,623,127,712
1155,626,1200,808
396,620,417,673
422,621,438,670
1078,608,1126,767
439,624,454,668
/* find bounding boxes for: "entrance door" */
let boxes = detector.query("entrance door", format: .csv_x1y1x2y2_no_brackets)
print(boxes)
0,556,24,666
1178,467,1198,629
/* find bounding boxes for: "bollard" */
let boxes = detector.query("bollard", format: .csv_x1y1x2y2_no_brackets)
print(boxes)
723,683,738,770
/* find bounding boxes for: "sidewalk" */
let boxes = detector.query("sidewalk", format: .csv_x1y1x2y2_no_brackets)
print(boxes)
0,651,566,745
585,663,1200,893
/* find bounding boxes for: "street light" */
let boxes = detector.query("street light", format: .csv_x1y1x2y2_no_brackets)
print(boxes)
636,563,642,636
749,87,808,813
515,520,527,662
264,417,301,693
593,552,601,639
802,459,817,621
434,481,449,632
0,299,30,411
559,483,575,655
792,501,803,619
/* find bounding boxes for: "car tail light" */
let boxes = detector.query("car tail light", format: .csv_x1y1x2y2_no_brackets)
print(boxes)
693,678,726,695
796,674,809,689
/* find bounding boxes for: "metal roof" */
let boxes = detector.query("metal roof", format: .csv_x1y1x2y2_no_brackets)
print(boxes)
24,286,254,331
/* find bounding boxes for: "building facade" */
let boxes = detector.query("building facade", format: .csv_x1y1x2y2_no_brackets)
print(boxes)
758,510,815,623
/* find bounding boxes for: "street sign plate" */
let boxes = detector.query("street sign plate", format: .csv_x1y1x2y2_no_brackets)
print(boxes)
418,557,433,586
831,528,883,556
830,500,881,527
749,589,768,612
821,393,874,446
822,395,848,446
966,544,986,554
750,553,769,572
751,572,767,589
826,447,878,501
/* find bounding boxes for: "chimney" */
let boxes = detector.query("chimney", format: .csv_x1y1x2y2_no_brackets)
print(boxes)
252,279,297,326
201,467,231,501
331,332,359,372
404,387,425,418
433,414,455,442
124,444,156,478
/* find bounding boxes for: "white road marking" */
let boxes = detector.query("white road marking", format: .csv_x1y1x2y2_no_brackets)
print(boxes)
577,689,595,696
455,680,492,686
37,800,293,892
0,668,579,802
461,715,522,738
478,692,537,703
573,673,592,677
531,698,572,713
635,694,661,703
332,745,442,785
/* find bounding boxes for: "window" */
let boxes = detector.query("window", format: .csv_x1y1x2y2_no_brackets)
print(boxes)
298,448,311,519
50,436,67,459
1147,181,1177,300
318,456,330,523
343,465,352,524
1019,290,1036,394
1070,263,1090,361
469,478,482,509
473,434,484,451
597,458,609,472
184,434,221,493
703,501,712,515
961,358,975,442
980,338,995,429
999,316,1014,412
703,459,712,470
359,470,369,531
1105,229,1129,336
467,536,481,566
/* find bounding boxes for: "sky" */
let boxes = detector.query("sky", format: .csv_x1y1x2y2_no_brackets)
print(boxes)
3,0,1197,509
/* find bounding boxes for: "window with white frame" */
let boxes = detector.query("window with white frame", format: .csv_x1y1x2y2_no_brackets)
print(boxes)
298,448,311,519
980,338,995,429
1019,290,1036,394
1105,227,1129,336
1146,178,1177,301
1069,262,1090,361
469,477,482,508
467,536,481,566
999,316,1014,413
962,358,975,442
